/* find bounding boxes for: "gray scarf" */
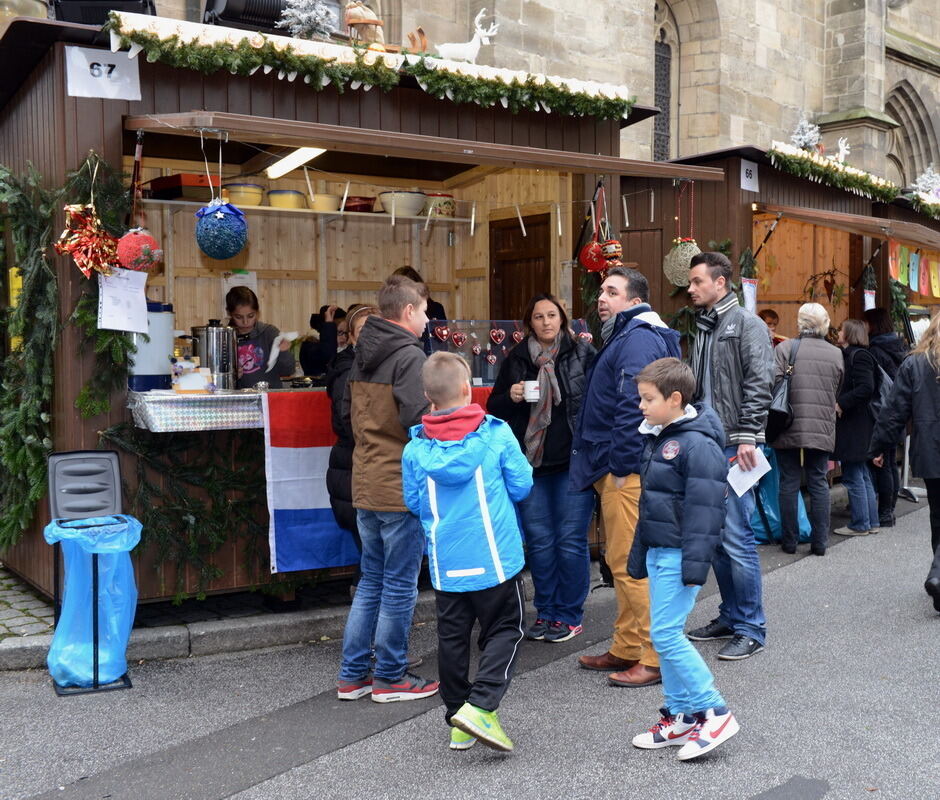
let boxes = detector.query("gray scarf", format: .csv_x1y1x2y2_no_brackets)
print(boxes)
601,316,617,345
523,335,562,467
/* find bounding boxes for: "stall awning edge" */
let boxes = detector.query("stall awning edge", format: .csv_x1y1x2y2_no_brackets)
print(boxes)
124,111,725,182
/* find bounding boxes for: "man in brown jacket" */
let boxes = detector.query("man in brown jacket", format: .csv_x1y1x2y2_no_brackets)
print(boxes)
336,276,439,703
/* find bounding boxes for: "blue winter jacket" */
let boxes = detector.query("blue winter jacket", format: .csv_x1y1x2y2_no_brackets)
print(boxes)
627,405,728,586
403,415,533,593
569,304,681,491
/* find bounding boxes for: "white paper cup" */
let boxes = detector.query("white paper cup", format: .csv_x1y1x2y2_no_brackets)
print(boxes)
523,381,540,402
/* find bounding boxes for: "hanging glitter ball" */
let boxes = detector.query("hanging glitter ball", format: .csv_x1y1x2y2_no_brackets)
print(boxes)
117,228,163,271
54,203,119,278
195,200,248,260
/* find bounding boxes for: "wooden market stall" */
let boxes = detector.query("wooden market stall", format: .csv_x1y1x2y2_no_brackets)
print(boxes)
0,14,722,601
619,146,940,340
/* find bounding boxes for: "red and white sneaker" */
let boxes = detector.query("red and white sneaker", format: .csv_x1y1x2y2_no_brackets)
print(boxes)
336,676,372,700
371,672,440,703
632,708,698,749
677,706,739,761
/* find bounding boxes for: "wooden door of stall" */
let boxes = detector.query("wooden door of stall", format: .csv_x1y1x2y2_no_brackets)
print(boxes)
489,214,551,320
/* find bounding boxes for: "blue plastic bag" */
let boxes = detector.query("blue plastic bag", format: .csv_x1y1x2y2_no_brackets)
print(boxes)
750,447,812,544
44,515,141,687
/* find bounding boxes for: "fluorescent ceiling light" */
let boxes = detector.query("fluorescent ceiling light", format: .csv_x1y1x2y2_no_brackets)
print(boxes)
266,147,326,179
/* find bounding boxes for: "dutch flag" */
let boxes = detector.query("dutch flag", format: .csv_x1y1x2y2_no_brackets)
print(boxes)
262,392,360,573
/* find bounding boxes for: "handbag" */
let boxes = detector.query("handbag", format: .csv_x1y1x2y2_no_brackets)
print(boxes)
765,337,801,443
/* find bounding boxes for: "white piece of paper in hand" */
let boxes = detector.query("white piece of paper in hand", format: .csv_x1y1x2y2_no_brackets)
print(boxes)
727,447,772,497
266,332,299,372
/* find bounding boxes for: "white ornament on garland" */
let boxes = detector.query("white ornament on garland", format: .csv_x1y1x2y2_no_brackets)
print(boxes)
912,165,940,199
276,0,337,40
836,137,850,164
435,8,499,64
790,114,821,151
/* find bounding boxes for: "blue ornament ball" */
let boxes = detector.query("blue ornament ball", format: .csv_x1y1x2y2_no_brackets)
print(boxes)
195,202,248,260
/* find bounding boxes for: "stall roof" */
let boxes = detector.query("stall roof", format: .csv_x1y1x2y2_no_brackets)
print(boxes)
755,202,940,252
125,111,725,181
671,146,770,166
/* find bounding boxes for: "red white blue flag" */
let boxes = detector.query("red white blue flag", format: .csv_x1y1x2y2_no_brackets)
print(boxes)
262,392,360,573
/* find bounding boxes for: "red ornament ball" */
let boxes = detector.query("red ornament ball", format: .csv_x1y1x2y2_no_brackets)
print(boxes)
117,228,163,271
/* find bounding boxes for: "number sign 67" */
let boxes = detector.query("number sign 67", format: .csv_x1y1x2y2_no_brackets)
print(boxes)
89,62,117,79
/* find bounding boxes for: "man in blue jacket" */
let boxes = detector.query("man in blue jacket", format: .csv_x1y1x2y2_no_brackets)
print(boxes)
571,267,681,687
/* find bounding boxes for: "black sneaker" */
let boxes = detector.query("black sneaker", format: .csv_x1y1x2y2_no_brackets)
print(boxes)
526,618,549,640
687,619,734,641
717,635,764,661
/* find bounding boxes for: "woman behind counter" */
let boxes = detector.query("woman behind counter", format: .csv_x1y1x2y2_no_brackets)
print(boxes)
226,286,295,389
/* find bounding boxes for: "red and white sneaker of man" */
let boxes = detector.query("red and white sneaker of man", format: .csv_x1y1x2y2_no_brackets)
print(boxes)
677,706,739,761
632,708,699,749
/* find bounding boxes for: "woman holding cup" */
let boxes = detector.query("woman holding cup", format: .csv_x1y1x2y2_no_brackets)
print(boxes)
487,294,596,642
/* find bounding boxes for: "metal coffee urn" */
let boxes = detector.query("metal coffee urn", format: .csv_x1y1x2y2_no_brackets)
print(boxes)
191,319,237,389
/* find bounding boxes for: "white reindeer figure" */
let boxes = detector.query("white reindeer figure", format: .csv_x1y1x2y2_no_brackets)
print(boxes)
435,9,499,63
836,136,851,163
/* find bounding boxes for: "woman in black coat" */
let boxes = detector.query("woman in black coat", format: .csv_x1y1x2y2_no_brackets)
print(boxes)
869,312,940,612
863,307,909,526
833,319,879,536
325,306,378,569
487,294,596,643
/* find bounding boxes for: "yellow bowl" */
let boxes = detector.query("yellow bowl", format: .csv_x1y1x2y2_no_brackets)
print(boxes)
310,194,341,212
268,189,307,209
223,183,265,206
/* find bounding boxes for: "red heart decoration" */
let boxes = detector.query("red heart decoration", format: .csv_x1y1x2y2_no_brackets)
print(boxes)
485,353,497,365
451,331,467,347
471,344,482,356
433,325,450,342
511,330,524,344
578,331,593,344
490,329,506,345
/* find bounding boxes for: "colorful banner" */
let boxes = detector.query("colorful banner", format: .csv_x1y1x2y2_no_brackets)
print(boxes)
930,256,940,298
919,251,931,296
262,392,357,573
899,246,910,286
909,251,920,292
888,240,900,280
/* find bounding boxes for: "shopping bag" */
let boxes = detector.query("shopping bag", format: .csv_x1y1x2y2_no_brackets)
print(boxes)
750,447,811,544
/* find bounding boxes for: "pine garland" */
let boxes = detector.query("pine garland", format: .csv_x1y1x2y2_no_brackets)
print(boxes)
99,424,268,602
64,153,137,418
910,193,940,221
768,142,899,204
105,13,635,120
0,166,60,549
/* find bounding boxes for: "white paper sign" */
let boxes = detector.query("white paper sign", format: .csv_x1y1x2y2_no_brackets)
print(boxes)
66,46,141,101
863,289,876,311
727,447,772,498
98,268,149,334
740,159,760,193
741,277,758,313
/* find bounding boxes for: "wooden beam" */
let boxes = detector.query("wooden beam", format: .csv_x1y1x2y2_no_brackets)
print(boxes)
327,279,452,293
442,165,509,190
125,112,726,181
455,268,487,279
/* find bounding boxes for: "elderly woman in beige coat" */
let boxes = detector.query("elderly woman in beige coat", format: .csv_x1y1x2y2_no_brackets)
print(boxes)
770,304,844,555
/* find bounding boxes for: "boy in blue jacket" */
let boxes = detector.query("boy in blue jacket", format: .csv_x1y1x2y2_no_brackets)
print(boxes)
403,352,533,753
627,358,739,761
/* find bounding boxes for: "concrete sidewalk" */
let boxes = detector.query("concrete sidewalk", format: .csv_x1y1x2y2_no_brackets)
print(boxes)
0,481,865,670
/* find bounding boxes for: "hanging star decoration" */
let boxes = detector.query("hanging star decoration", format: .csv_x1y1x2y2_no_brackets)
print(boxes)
54,203,120,278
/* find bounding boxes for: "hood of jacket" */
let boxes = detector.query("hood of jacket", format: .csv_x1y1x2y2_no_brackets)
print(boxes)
408,414,503,486
355,316,422,373
608,303,679,351
420,404,486,441
869,332,908,365
640,403,726,446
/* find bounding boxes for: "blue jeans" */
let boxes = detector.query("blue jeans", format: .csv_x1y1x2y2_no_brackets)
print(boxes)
518,470,595,626
715,446,766,644
338,509,424,682
648,548,725,715
840,460,879,531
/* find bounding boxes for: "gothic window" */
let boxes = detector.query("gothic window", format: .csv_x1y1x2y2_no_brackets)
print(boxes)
885,81,940,188
653,1,680,161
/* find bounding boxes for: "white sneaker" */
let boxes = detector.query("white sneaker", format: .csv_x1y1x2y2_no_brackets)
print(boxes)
834,526,870,536
632,708,698,749
677,707,739,761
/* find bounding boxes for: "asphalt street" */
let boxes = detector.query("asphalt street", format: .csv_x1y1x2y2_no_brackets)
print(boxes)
2,503,938,800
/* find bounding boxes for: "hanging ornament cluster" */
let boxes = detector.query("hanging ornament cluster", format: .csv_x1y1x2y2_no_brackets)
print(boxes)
54,204,119,278
662,180,700,287
195,200,248,260
579,185,612,273
117,228,163,271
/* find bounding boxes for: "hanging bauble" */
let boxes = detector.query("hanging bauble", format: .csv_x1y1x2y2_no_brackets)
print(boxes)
117,228,163,271
54,203,119,278
601,239,622,261
195,202,248,260
579,240,606,272
662,237,701,287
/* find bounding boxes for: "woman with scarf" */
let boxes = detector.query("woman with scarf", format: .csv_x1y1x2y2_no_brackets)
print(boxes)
487,294,596,643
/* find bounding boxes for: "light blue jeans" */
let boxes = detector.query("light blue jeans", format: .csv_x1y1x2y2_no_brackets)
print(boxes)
338,509,424,682
840,460,879,532
648,547,725,715
714,446,766,645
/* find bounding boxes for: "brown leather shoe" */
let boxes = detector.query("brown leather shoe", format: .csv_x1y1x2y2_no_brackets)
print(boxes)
607,664,662,687
577,652,637,672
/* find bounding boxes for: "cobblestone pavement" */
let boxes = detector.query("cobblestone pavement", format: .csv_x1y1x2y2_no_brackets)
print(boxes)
0,569,55,639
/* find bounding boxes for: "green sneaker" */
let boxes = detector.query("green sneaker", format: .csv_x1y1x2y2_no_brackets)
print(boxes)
450,703,514,752
449,726,476,751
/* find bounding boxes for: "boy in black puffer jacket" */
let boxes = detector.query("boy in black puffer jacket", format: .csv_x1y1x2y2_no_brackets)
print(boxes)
627,358,738,761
